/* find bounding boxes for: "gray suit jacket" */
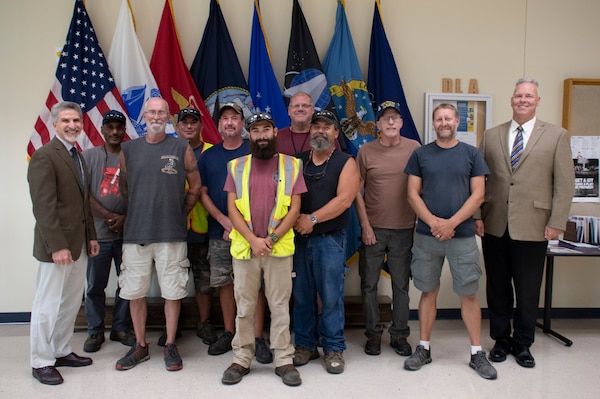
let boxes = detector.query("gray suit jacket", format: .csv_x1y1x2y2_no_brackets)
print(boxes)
28,137,96,262
478,119,574,241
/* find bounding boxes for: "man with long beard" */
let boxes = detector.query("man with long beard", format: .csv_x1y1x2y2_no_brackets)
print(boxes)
221,112,307,386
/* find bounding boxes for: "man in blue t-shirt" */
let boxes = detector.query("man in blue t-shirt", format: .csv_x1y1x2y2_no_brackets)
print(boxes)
403,103,497,380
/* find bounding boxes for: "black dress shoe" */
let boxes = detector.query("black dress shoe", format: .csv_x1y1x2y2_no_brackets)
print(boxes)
32,366,63,385
489,340,512,362
55,352,93,367
512,345,535,368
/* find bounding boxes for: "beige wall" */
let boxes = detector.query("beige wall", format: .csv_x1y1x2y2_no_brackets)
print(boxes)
1,0,599,314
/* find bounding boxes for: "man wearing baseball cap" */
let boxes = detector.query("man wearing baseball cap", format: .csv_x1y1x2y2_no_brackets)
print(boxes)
292,110,360,374
221,112,306,386
355,100,420,357
81,110,134,354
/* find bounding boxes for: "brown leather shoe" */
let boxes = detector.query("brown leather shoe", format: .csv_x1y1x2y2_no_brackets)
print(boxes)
32,366,63,385
55,352,93,367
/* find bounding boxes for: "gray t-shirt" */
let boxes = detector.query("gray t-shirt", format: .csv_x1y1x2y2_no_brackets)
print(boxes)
121,136,189,244
82,146,125,242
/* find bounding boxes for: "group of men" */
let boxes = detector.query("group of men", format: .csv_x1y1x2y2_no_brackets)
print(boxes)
27,78,574,386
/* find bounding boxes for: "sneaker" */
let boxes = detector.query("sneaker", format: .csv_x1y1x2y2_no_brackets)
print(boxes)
197,320,218,345
470,351,498,380
222,363,249,385
164,343,183,371
115,343,150,371
208,331,234,356
83,333,105,353
324,351,345,374
275,364,302,386
110,329,136,346
404,345,432,371
157,326,182,347
255,337,273,364
293,347,320,366
364,335,381,356
390,336,413,356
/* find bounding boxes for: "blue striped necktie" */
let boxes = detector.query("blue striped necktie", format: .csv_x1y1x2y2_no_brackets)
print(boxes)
510,125,524,170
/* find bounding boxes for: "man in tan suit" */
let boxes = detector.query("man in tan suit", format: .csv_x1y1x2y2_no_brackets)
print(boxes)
475,78,574,368
28,101,99,385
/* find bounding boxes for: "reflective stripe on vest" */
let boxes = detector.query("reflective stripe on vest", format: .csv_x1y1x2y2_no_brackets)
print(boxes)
188,142,213,233
228,154,300,259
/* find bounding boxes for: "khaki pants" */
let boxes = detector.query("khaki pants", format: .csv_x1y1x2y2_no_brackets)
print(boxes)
231,255,295,368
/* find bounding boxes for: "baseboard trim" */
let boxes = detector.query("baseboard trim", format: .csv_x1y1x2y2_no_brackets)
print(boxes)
3,307,600,325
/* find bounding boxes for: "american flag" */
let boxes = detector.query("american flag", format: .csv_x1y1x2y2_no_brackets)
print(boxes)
27,0,136,157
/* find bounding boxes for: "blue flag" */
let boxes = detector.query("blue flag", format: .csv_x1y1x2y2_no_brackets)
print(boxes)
322,0,371,263
248,0,289,129
190,0,253,126
323,0,377,156
368,0,421,143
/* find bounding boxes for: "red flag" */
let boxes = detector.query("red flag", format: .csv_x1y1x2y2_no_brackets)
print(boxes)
27,0,136,158
149,0,221,144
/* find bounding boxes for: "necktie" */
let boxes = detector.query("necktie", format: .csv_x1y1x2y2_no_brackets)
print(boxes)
510,125,524,170
70,147,83,183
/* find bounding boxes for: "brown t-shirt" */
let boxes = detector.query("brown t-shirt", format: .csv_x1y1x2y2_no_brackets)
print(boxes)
356,137,420,229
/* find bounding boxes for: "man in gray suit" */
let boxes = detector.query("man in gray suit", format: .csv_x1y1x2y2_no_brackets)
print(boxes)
28,101,99,385
475,78,574,368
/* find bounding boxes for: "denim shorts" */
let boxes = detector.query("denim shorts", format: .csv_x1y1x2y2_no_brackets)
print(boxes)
410,234,482,296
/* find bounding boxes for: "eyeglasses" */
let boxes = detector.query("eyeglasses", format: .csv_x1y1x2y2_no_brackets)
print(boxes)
304,148,334,180
245,112,274,130
382,115,402,122
289,103,313,109
145,110,169,117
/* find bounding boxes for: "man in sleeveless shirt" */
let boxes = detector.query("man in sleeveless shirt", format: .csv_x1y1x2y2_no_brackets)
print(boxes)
115,98,201,372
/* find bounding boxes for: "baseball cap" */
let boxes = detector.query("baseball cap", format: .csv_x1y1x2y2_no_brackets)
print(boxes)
245,112,275,131
102,110,126,125
311,110,339,126
177,107,201,122
376,100,402,120
218,102,243,118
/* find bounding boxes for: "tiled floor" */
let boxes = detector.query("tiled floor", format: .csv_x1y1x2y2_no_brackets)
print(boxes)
1,319,598,399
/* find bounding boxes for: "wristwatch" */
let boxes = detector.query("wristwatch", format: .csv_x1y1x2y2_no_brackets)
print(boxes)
310,214,318,224
268,232,279,243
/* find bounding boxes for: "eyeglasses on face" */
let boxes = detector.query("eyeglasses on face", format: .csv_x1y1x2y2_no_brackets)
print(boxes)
145,110,169,117
289,103,313,109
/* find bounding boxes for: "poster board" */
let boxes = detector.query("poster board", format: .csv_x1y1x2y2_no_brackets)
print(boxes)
424,93,492,146
563,79,600,211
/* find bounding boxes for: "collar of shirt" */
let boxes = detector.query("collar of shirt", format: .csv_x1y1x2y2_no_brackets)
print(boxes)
508,117,536,153
55,135,77,153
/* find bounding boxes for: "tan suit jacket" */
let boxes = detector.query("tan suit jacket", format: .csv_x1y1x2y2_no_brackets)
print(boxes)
478,119,574,241
28,137,96,262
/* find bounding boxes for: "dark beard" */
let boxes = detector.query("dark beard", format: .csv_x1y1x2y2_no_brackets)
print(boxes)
251,137,278,159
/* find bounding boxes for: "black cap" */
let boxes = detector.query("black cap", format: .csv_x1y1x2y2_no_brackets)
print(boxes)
102,110,126,125
375,100,402,120
177,107,201,122
246,112,275,131
311,110,339,126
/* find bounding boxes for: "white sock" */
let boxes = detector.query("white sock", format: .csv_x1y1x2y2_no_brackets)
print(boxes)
420,340,430,350
471,345,482,355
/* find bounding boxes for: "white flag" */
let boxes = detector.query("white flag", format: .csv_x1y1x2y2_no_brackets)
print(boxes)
108,0,175,136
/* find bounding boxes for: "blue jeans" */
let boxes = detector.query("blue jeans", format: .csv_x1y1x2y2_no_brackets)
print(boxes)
293,231,347,353
85,240,131,333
